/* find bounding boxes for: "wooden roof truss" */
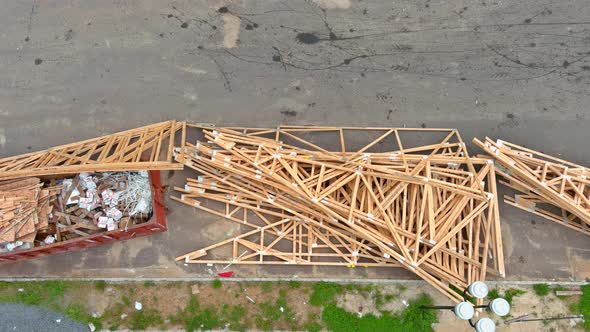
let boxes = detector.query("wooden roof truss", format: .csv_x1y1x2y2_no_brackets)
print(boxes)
0,121,185,180
474,137,590,236
174,125,504,303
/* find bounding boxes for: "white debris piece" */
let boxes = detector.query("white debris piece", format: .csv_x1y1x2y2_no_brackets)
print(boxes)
135,301,143,310
110,191,121,207
106,219,117,231
101,189,114,204
6,241,23,251
97,216,109,229
132,200,149,215
88,322,96,332
78,197,92,210
44,235,56,244
86,190,96,201
106,208,123,221
84,180,97,190
66,187,80,205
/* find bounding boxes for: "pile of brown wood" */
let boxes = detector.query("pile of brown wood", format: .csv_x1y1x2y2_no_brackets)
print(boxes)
0,177,59,247
173,125,505,303
474,137,590,236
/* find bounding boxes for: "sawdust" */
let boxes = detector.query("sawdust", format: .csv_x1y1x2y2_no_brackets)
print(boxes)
222,14,240,48
311,0,351,9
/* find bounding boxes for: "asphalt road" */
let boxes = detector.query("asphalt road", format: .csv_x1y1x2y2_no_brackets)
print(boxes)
0,0,589,282
0,304,87,332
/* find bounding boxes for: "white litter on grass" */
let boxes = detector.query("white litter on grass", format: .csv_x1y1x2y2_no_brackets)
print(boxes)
121,314,128,320
135,301,142,310
55,319,61,323
17,288,23,292
88,322,96,331
279,306,284,313
402,300,409,307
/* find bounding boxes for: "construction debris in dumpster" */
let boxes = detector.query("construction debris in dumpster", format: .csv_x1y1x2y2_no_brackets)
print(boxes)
0,171,153,253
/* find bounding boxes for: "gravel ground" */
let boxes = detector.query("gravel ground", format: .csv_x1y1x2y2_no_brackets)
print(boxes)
0,304,87,332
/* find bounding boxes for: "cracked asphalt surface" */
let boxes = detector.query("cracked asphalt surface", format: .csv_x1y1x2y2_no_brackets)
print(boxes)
0,1,589,283
0,303,86,331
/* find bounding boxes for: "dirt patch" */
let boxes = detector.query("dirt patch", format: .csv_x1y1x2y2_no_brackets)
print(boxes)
85,288,120,316
337,292,375,316
287,286,317,322
3,281,584,331
128,283,191,317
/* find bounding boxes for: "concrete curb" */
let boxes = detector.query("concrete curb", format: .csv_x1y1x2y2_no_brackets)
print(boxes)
0,277,587,286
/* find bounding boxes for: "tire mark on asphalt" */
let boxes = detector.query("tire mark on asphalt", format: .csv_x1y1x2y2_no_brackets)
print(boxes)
24,0,38,43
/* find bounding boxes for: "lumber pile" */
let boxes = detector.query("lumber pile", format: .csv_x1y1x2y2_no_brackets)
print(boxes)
0,171,153,252
0,177,58,249
173,125,504,303
474,138,590,236
0,120,185,180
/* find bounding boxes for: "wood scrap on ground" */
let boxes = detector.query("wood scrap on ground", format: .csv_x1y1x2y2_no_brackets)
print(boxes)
474,138,590,236
173,125,505,304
